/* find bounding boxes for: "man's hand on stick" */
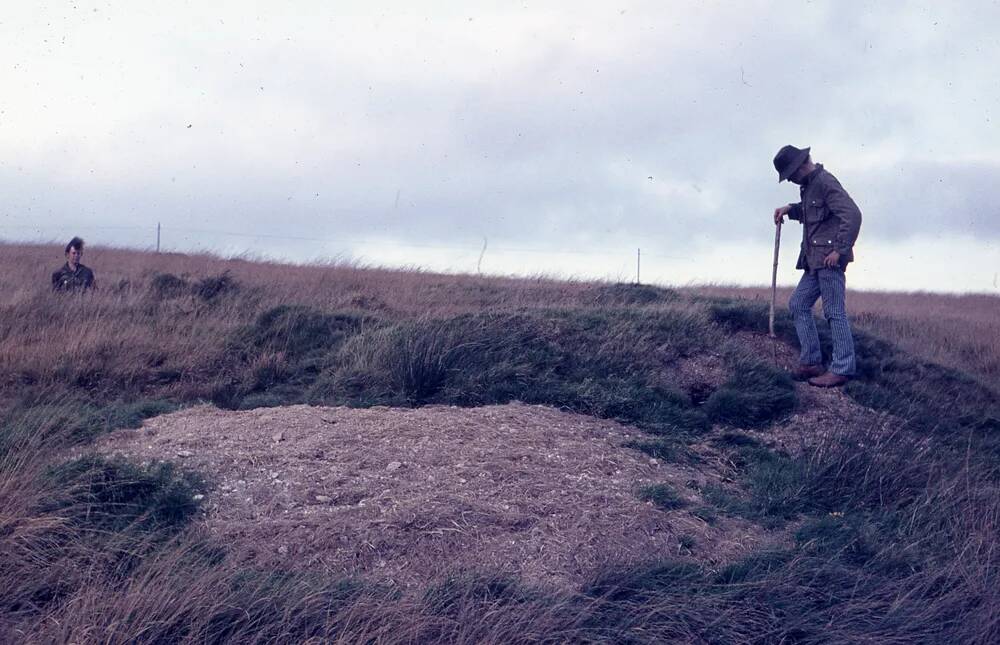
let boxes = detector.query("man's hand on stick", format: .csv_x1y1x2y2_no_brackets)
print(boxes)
773,205,790,225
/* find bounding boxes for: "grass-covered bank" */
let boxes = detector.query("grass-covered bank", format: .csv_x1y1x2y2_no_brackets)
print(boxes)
220,306,795,438
1,242,998,643
707,296,1000,457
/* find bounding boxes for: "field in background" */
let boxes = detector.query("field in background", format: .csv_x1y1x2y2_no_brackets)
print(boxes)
3,243,998,397
2,241,999,643
695,284,1000,392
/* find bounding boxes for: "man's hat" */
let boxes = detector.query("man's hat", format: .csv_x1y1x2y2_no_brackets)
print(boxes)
773,145,810,182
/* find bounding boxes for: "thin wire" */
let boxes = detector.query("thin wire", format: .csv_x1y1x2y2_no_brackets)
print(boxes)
0,223,693,261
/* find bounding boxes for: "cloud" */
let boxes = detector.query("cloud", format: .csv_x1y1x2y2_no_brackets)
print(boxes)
854,158,1000,239
1,1,998,291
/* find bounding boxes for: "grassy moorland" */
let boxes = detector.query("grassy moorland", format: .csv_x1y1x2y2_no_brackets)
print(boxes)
1,241,999,643
697,284,1000,394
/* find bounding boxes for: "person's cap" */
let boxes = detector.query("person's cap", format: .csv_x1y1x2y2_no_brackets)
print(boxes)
773,145,810,182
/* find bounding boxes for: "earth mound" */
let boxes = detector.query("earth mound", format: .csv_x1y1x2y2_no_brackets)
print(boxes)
95,402,770,588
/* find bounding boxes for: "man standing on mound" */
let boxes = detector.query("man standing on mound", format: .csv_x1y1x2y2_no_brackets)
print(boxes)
772,145,862,388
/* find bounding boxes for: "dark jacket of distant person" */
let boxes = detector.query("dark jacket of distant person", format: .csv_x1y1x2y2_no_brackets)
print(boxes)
52,263,96,291
786,164,863,271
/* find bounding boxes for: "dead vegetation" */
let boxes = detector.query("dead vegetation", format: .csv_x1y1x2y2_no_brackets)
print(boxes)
1,241,999,643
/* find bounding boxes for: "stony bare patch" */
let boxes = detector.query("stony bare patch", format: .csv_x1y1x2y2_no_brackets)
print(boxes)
93,402,774,589
729,330,883,454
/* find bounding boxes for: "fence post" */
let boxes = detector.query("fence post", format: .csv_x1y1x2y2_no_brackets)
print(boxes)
156,222,161,253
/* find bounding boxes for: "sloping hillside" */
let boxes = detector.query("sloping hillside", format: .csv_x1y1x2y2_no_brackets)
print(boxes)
2,242,998,644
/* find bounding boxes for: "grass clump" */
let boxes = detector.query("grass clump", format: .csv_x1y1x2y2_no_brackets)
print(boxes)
741,449,807,519
235,305,371,360
98,399,178,432
584,561,703,604
421,573,540,620
318,309,719,435
706,297,771,333
623,437,696,463
1,398,178,451
45,455,202,534
589,282,680,306
793,514,885,568
702,445,807,526
148,272,190,299
216,306,373,408
844,332,1000,454
147,271,239,302
706,295,1000,452
577,439,1000,643
543,377,710,435
703,358,796,427
713,550,791,585
638,483,688,510
193,271,239,301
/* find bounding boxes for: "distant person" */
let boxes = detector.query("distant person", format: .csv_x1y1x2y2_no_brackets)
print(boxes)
52,236,96,292
772,146,862,388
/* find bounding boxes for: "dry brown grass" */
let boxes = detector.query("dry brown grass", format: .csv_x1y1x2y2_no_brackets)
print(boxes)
691,284,1000,391
7,243,997,389
0,243,607,405
4,241,996,404
2,241,999,643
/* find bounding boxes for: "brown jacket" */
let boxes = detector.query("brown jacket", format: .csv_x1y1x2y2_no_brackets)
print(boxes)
787,164,862,271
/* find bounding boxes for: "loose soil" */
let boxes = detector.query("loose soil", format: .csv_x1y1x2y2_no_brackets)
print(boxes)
95,403,775,590
734,330,883,454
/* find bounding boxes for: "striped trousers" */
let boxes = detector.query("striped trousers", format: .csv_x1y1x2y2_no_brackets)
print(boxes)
789,268,857,376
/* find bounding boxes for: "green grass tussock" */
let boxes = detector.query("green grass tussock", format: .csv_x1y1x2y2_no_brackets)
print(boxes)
1,407,203,628
214,306,372,409
637,483,689,510
1,397,178,453
705,297,774,334
709,295,1000,452
588,282,680,306
148,272,191,299
234,305,371,361
701,444,807,527
844,331,1000,453
44,455,202,535
703,357,796,427
148,271,241,303
193,271,240,302
577,451,1000,643
312,308,728,434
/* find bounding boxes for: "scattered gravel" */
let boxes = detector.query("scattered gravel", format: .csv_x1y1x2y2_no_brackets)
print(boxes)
94,402,773,589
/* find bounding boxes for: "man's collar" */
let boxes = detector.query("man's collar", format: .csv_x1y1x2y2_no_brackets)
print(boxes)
803,163,824,185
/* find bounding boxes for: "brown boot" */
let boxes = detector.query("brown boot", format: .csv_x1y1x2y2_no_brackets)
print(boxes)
808,372,849,388
790,364,825,381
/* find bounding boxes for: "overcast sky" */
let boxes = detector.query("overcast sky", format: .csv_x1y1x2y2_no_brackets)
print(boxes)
2,1,998,292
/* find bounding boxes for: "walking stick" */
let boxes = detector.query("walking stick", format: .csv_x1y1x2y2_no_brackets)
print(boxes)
769,218,782,339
